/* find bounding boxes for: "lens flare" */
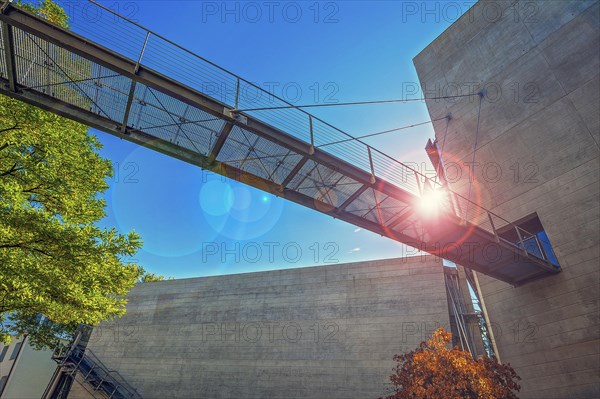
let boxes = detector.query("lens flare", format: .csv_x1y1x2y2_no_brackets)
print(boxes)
416,188,447,217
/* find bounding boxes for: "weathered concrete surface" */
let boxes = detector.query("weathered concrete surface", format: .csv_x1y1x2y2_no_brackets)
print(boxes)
414,1,599,398
75,256,449,399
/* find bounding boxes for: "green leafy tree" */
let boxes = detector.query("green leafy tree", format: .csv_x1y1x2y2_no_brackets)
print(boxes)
381,328,521,399
138,273,170,283
15,0,69,28
0,0,145,350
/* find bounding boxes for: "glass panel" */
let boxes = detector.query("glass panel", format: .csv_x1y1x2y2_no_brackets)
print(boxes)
0,375,9,392
9,342,22,360
521,236,544,259
537,230,560,266
0,346,8,362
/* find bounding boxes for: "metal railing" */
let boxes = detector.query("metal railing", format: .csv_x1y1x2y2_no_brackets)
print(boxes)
5,0,559,269
51,326,142,399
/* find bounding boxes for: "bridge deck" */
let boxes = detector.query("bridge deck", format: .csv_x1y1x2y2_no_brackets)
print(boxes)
0,1,560,286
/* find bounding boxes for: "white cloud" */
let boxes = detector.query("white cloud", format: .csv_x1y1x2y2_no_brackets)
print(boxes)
348,247,361,253
353,228,362,233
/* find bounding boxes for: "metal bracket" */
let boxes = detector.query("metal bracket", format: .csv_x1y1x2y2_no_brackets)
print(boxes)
234,113,247,125
227,108,247,125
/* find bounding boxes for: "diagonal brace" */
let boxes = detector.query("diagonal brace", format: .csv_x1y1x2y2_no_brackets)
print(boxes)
209,122,234,163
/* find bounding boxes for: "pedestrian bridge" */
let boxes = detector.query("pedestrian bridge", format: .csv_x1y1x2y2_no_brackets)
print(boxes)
0,0,560,285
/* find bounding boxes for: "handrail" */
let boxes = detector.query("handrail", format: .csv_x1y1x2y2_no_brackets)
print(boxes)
68,346,141,398
4,0,559,268
76,2,520,223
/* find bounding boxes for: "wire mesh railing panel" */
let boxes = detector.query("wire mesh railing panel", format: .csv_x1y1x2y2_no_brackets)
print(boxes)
216,125,254,163
142,35,238,105
326,177,363,208
345,188,378,217
56,0,150,63
217,126,302,183
128,82,224,156
237,80,313,144
392,218,422,240
49,1,431,201
359,190,404,225
372,150,421,195
313,119,372,173
13,27,132,124
15,28,88,110
449,192,555,264
378,196,411,224
84,66,132,123
267,152,304,185
452,193,495,234
283,158,314,190
295,165,346,207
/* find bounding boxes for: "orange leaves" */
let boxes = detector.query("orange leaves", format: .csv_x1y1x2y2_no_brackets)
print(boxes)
381,328,521,399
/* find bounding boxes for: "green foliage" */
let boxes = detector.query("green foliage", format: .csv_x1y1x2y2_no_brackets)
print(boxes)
0,0,144,349
16,0,69,28
382,328,521,399
139,272,171,283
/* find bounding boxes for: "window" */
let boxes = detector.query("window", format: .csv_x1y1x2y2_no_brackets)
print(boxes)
0,346,8,362
498,213,560,267
9,342,22,360
0,375,8,393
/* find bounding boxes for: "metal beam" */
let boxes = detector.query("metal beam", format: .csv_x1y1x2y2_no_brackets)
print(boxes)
209,122,234,162
387,208,415,230
281,156,308,188
362,193,390,225
291,162,319,191
1,20,17,92
336,185,368,213
121,81,136,133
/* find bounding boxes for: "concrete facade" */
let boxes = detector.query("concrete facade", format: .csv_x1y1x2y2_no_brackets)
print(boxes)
414,1,599,398
0,336,58,399
71,256,449,399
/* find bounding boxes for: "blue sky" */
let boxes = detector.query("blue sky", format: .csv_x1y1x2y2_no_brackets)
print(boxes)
81,0,475,278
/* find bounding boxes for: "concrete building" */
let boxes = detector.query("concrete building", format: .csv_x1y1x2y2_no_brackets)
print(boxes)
56,256,455,399
0,335,58,399
414,0,599,398
28,1,599,398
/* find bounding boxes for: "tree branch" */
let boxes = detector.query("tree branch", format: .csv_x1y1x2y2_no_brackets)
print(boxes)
0,163,22,177
0,122,20,135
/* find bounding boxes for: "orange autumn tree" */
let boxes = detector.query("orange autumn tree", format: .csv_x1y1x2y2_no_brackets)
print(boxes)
381,328,521,399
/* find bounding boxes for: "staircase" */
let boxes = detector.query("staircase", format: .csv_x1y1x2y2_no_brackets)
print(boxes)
46,327,142,399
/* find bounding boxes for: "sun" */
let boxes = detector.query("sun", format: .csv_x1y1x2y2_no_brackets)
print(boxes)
416,188,447,218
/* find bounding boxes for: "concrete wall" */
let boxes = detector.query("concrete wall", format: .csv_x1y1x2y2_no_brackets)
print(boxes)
78,256,449,399
0,336,57,399
414,1,599,397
